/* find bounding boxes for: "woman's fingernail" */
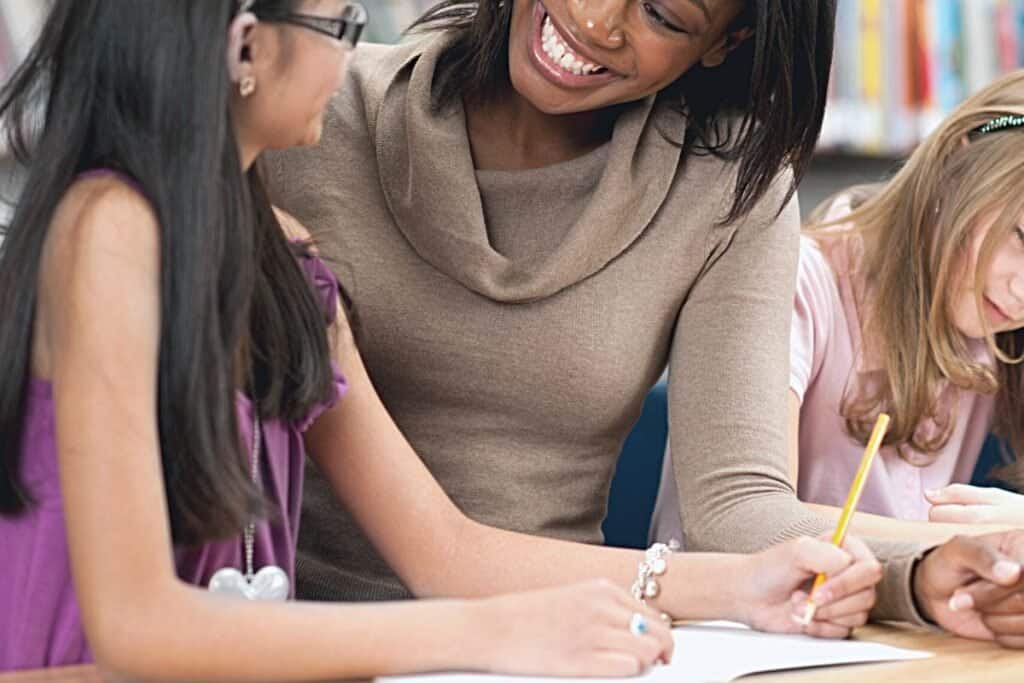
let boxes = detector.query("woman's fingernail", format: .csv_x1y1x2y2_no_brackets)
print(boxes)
994,561,1021,583
949,593,974,612
812,589,831,604
926,489,940,498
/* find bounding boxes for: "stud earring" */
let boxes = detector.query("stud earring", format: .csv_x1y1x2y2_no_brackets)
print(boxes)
239,76,256,97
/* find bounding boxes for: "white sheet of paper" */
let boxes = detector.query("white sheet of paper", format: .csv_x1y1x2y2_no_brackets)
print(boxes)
380,621,932,683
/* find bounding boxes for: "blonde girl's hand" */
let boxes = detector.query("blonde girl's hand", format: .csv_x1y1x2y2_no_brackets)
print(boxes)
926,484,1024,526
476,580,674,678
738,535,881,639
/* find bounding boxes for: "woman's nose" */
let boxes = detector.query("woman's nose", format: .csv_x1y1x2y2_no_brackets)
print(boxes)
567,0,628,49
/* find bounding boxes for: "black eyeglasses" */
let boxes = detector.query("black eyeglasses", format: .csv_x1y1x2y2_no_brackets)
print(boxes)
262,2,368,48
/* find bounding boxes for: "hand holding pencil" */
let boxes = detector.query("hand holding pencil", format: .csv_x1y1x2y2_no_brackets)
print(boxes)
801,413,891,625
736,531,881,639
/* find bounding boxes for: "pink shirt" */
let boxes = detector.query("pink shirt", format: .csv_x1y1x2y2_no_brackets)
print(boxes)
790,232,993,520
651,201,995,544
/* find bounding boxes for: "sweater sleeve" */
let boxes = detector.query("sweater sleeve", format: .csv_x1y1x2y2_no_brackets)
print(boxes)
666,177,929,624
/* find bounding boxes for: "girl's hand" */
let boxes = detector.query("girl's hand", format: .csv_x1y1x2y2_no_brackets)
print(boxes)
477,580,674,677
926,484,1024,526
737,535,881,639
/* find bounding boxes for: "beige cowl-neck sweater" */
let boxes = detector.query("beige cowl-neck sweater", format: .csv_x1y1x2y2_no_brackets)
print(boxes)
265,33,927,623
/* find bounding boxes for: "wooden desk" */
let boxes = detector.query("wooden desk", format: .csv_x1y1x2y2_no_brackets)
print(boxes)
753,622,1024,681
2,624,1022,682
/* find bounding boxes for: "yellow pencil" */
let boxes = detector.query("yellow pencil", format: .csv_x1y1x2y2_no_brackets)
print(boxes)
801,413,890,626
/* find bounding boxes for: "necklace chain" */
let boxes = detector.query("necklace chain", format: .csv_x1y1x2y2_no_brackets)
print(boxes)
243,410,261,580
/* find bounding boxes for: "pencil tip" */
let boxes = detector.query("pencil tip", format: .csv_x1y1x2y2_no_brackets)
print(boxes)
801,602,816,627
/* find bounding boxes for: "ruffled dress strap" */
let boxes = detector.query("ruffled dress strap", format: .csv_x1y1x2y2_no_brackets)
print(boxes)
291,244,348,431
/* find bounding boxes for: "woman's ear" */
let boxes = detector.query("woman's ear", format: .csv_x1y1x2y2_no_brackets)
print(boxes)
700,26,754,68
227,11,258,85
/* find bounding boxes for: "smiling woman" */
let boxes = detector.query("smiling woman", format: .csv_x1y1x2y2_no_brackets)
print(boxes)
262,0,922,614
262,0,1024,652
410,0,832,223
262,0,874,597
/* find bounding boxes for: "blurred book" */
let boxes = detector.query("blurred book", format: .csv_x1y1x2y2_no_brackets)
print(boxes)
822,0,1024,156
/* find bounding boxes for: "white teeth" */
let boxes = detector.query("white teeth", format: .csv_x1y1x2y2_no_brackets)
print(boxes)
540,13,604,77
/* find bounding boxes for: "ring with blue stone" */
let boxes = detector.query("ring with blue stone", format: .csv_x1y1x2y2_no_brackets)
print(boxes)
629,612,649,637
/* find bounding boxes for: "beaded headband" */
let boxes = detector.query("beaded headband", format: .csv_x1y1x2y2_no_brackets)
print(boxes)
972,114,1024,137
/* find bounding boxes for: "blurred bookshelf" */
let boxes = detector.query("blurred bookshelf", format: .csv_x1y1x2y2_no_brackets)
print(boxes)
807,0,1024,217
820,0,1024,156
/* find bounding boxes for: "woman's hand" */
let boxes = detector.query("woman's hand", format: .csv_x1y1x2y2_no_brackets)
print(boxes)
926,484,1024,526
476,580,674,677
735,535,881,639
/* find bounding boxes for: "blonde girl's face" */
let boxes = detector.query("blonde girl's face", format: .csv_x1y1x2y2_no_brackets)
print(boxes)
235,0,355,152
952,208,1024,339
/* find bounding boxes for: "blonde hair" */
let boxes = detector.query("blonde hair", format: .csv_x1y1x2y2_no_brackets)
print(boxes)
806,69,1024,489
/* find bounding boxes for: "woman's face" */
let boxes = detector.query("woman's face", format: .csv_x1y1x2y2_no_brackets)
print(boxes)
952,208,1024,339
235,0,356,152
507,0,749,115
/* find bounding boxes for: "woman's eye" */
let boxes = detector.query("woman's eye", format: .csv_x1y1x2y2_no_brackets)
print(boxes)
641,2,686,33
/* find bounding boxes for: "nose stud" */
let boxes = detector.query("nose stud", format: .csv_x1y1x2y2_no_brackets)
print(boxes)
586,20,595,29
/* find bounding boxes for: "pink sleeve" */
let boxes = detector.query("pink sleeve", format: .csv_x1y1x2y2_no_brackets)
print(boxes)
789,238,837,401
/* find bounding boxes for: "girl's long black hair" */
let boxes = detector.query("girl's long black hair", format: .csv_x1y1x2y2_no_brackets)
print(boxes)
412,0,836,225
0,0,337,545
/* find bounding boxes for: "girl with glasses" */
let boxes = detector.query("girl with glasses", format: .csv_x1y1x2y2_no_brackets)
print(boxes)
0,0,675,676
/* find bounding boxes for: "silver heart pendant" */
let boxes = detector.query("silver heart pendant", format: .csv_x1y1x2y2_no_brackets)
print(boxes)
208,565,290,601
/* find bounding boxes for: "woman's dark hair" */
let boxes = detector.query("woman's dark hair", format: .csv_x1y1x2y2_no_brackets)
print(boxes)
0,0,337,545
411,0,836,225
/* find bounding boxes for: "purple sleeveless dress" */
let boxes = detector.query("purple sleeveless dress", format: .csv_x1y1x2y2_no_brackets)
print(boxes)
0,174,347,671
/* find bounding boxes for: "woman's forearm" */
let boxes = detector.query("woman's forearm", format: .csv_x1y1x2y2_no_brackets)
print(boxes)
437,519,744,622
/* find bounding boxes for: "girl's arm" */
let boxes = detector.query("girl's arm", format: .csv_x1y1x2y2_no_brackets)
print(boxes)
787,392,1013,542
926,485,1024,526
46,179,668,682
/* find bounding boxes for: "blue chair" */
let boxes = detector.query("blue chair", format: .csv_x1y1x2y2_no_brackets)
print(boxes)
602,381,668,549
972,435,1015,488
